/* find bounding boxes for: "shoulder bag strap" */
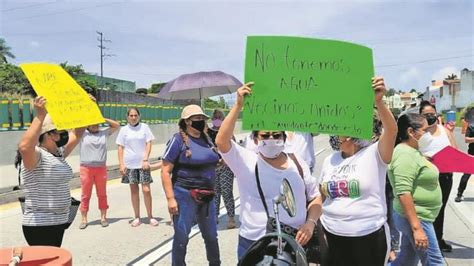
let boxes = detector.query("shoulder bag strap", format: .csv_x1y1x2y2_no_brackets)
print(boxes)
288,153,311,204
255,163,270,218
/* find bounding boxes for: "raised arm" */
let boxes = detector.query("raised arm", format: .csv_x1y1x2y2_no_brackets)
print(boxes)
373,77,397,164
105,118,120,135
216,82,253,153
18,97,46,170
63,127,86,158
445,128,458,149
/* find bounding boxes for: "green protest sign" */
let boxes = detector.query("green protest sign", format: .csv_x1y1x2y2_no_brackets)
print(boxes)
243,36,374,139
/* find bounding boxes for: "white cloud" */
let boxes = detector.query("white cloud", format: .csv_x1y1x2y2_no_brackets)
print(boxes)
432,66,459,81
29,41,40,48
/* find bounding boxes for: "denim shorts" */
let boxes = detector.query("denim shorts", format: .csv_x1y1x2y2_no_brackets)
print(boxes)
121,169,153,184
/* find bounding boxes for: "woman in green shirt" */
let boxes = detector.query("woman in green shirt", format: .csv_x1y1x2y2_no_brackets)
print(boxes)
388,113,444,266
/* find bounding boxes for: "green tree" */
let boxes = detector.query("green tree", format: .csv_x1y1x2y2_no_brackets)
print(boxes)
386,88,397,97
0,63,33,95
203,97,226,109
60,61,86,77
0,38,15,64
60,62,98,94
218,96,227,108
409,89,417,93
149,82,166,93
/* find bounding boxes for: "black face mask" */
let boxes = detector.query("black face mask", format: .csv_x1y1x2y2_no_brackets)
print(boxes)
425,114,438,126
56,132,69,147
191,120,206,132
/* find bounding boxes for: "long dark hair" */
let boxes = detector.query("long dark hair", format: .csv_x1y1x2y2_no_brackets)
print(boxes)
178,119,216,158
396,113,426,145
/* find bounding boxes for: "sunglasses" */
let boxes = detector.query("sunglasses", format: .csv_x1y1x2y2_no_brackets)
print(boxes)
258,133,283,140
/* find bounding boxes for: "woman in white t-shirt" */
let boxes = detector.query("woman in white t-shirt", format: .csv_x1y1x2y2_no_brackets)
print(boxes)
418,101,457,253
319,77,397,266
116,107,157,227
216,82,322,262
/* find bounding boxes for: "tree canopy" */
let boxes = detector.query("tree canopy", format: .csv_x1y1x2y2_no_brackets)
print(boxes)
0,38,15,64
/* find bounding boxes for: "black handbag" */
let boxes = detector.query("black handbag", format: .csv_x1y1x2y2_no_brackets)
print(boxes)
255,153,323,264
17,163,80,230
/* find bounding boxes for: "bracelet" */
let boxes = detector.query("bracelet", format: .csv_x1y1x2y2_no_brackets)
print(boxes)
10,256,21,264
307,218,317,226
143,159,148,162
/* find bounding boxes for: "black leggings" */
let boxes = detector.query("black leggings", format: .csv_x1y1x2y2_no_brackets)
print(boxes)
23,224,66,247
323,224,389,266
434,172,453,241
457,173,471,196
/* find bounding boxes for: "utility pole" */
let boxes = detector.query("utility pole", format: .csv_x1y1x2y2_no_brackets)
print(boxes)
96,31,115,89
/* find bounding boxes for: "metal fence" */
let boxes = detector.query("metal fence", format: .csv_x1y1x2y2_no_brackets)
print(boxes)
0,96,225,130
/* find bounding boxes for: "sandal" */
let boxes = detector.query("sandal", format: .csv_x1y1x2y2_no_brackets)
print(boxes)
79,222,88,230
149,218,159,226
131,218,141,227
101,220,109,227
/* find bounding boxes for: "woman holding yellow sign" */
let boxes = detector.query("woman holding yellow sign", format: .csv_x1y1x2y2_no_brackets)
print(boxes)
16,96,85,247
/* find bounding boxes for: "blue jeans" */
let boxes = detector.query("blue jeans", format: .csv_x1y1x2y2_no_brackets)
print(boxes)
172,186,220,266
237,235,256,261
392,211,445,266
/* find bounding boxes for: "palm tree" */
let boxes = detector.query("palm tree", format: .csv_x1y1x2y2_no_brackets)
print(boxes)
0,38,15,64
446,73,458,80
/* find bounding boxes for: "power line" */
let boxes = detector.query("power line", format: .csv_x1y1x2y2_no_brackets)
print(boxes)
376,54,473,68
8,2,120,22
1,1,57,12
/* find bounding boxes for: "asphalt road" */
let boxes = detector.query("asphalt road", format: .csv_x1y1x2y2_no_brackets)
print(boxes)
0,132,472,265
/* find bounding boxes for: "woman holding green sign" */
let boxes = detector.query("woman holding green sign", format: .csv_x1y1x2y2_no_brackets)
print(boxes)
216,82,322,263
319,77,397,266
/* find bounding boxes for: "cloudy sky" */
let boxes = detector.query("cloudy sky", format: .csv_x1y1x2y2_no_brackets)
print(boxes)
1,0,473,94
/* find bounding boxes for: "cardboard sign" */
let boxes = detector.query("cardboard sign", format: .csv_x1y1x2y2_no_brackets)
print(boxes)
243,36,374,139
431,146,474,174
20,63,104,130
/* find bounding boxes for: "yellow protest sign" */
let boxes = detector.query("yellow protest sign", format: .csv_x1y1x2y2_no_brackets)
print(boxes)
20,63,105,130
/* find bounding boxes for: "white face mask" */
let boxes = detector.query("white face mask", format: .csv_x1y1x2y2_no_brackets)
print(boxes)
411,131,431,149
257,139,285,159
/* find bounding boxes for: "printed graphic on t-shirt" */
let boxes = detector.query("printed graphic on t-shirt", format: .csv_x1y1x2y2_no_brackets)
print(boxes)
320,164,360,199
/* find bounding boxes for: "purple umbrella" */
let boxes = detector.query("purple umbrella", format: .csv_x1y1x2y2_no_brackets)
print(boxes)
157,71,242,100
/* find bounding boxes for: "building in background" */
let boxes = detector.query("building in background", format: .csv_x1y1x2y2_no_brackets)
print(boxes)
383,94,404,109
423,68,473,111
83,74,136,93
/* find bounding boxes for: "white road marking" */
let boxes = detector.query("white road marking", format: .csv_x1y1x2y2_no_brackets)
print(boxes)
133,198,241,265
